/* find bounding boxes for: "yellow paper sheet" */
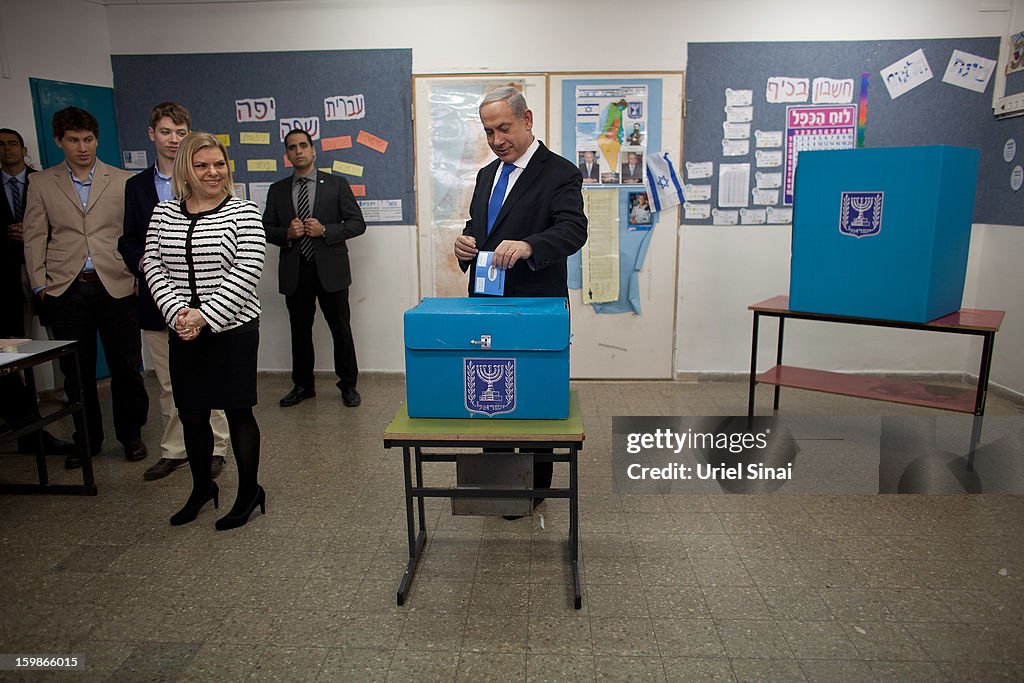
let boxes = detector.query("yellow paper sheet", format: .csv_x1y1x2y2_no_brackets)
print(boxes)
581,190,619,304
214,134,230,147
332,160,364,177
247,159,278,172
239,131,271,145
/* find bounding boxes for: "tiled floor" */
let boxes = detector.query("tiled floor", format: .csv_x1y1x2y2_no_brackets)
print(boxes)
1,373,1023,682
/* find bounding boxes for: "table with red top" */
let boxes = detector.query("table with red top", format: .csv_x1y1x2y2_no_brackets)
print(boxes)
747,296,1004,458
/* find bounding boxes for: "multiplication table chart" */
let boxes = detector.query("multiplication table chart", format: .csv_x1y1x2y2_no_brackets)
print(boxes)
784,104,858,204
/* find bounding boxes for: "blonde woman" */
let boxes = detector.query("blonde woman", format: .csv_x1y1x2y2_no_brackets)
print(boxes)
143,132,266,530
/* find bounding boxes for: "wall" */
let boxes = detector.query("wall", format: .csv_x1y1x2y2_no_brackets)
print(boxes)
0,0,114,162
6,0,1022,394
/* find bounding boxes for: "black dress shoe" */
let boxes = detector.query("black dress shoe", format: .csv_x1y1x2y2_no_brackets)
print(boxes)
144,457,188,481
124,439,148,462
280,386,315,407
210,455,226,479
341,387,361,407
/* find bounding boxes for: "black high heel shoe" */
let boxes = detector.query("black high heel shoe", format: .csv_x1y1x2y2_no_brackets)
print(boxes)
214,485,266,531
169,482,219,526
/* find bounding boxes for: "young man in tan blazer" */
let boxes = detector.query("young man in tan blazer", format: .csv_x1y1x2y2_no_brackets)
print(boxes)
23,107,149,469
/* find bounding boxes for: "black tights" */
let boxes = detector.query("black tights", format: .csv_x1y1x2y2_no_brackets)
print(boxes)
179,407,261,513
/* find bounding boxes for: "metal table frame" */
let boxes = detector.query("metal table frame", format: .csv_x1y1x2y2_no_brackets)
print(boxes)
747,296,1004,460
0,340,95,495
383,391,585,609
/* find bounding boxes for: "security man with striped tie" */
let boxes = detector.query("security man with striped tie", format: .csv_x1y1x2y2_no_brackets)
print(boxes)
263,128,366,409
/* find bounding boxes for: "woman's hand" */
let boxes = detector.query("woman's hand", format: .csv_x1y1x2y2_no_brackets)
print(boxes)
175,307,208,341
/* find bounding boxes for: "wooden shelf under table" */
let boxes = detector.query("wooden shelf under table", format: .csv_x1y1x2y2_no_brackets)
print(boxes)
756,364,977,413
747,296,1004,419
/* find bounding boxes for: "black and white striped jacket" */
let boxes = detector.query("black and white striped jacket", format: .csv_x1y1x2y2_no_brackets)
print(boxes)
143,196,265,333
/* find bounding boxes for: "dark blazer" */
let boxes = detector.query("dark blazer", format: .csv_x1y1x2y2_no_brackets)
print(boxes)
461,142,588,298
1,167,34,337
621,163,643,182
263,171,366,295
1,167,34,268
118,166,166,330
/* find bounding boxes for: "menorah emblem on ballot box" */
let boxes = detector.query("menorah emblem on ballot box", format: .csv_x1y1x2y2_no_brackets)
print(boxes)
839,191,884,238
464,358,517,415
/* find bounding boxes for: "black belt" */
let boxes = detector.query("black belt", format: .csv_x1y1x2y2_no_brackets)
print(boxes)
76,271,100,283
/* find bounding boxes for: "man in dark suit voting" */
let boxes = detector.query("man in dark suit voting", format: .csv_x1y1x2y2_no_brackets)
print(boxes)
453,86,588,512
264,129,366,409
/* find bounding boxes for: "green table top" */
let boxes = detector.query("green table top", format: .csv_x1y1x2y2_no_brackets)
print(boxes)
384,390,584,443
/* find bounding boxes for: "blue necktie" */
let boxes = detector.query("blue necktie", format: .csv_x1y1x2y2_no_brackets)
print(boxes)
486,163,516,234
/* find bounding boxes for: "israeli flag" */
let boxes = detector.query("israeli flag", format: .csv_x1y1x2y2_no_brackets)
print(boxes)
643,152,685,212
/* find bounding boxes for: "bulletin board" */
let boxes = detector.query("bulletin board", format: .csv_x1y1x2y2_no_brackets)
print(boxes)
110,49,414,224
549,73,683,379
684,38,1024,227
412,72,683,379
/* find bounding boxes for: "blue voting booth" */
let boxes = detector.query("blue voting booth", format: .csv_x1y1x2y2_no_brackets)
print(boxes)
790,145,979,323
404,298,570,419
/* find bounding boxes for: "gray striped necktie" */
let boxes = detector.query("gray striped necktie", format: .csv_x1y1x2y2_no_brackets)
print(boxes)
10,177,22,222
297,177,314,261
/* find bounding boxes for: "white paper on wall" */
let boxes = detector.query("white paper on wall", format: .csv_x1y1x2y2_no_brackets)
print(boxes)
722,139,749,156
754,130,783,148
766,206,793,223
684,184,712,201
941,50,997,94
740,208,767,224
712,208,739,225
881,49,933,99
718,163,751,208
723,122,751,139
755,171,782,189
725,106,753,123
755,150,783,168
684,202,711,220
766,77,809,103
725,88,753,107
685,161,714,179
811,78,855,104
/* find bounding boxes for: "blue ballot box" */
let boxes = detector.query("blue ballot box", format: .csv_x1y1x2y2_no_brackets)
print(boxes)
404,297,570,419
789,145,979,323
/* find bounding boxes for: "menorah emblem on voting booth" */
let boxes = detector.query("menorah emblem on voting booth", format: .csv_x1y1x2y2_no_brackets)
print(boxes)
839,191,884,238
465,359,516,416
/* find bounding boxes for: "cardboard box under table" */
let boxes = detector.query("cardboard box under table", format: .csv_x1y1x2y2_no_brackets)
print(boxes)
790,145,979,323
403,297,570,516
